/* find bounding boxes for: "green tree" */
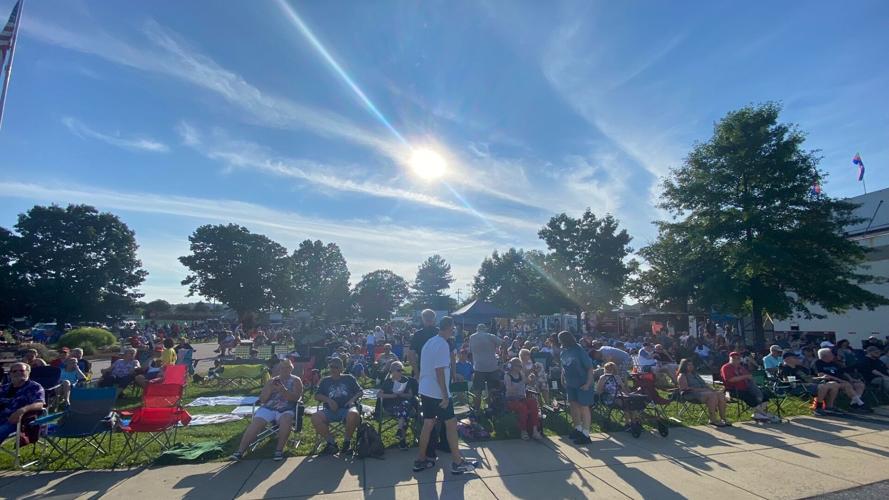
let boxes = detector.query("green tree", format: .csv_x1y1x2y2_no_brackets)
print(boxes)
410,254,456,311
6,204,147,324
538,210,636,321
660,102,888,348
143,299,172,318
0,227,27,321
471,248,561,316
352,269,409,323
193,301,210,313
289,240,352,322
179,224,291,326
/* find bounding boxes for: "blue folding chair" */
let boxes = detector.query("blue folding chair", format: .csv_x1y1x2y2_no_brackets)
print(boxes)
30,366,62,411
36,387,117,469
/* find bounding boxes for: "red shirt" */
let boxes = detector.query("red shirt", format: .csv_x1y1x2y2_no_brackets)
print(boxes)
720,363,750,391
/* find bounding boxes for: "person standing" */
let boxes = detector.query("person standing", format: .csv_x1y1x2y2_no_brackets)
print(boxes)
559,331,595,445
408,310,438,375
468,323,503,411
413,316,478,475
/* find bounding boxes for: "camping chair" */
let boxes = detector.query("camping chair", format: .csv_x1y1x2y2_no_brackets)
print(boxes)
246,402,304,454
157,364,188,388
31,366,63,411
215,364,268,389
0,408,46,469
113,406,192,466
36,387,117,470
449,381,475,419
374,382,421,446
141,382,185,409
667,389,709,425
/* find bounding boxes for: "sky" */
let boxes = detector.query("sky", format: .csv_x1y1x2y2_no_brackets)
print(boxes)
1,0,888,304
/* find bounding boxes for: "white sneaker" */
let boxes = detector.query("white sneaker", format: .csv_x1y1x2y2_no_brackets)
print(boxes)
521,431,530,440
752,412,769,421
532,430,543,440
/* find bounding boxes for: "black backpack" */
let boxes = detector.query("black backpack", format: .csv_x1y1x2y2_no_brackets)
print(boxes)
354,421,385,459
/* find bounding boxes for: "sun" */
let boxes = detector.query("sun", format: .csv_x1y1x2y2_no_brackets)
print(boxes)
409,148,447,180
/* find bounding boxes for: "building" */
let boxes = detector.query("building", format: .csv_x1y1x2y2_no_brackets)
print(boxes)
772,187,889,346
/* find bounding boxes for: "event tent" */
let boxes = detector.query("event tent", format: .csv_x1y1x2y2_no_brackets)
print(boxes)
451,299,507,328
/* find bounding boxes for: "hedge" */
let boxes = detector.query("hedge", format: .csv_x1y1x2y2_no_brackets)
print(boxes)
57,327,117,355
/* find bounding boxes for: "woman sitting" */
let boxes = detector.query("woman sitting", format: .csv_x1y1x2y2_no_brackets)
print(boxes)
59,357,87,405
676,358,731,427
379,361,418,449
503,357,543,440
595,362,641,431
230,359,303,461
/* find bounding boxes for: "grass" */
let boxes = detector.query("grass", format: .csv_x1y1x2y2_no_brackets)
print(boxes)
1,367,881,471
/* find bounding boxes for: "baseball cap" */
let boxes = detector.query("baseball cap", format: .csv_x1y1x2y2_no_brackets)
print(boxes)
782,352,799,359
820,341,835,348
728,351,741,357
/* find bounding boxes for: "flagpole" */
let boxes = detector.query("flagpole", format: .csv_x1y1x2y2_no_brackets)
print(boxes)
862,178,868,195
0,0,24,130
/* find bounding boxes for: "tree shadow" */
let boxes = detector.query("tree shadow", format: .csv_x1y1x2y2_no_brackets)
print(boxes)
4,469,138,500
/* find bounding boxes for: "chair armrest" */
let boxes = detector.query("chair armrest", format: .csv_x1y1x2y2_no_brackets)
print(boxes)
33,411,65,425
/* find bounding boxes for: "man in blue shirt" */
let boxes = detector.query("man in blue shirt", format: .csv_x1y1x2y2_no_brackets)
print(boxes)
0,363,45,445
559,331,595,445
762,345,783,371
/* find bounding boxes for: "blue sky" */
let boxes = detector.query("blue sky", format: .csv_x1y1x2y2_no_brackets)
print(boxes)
1,0,887,303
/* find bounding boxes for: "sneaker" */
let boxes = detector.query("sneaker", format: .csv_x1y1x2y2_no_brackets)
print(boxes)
398,439,408,450
273,451,285,461
752,412,769,421
573,433,592,445
451,458,479,475
320,442,338,455
229,451,243,461
413,458,435,472
532,429,544,440
521,431,530,441
568,429,582,441
813,407,827,416
341,441,352,454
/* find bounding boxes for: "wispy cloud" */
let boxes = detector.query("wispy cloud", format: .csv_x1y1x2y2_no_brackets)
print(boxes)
24,17,403,160
175,123,542,232
61,116,169,153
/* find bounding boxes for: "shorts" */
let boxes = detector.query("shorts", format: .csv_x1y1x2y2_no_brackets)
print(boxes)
566,386,595,406
731,386,768,408
471,370,502,392
421,395,455,421
254,407,296,424
322,407,353,423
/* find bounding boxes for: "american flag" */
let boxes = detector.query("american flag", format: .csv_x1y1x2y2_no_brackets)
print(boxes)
0,0,22,129
853,153,865,182
0,1,20,62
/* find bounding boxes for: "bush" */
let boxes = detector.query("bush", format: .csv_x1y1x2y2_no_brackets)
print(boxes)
57,327,117,354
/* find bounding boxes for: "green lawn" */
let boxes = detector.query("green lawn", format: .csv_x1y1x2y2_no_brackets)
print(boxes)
0,370,874,471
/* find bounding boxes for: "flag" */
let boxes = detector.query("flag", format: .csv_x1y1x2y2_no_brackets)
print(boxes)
853,153,865,182
0,0,23,129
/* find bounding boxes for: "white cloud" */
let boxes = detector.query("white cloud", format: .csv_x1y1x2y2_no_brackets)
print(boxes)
61,116,169,153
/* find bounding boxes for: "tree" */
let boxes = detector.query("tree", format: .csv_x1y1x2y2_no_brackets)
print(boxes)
289,240,351,322
471,248,561,316
352,269,409,323
179,224,291,325
193,301,210,313
660,102,889,348
538,210,636,321
143,299,172,318
0,227,27,321
175,303,192,313
410,254,456,311
5,204,147,323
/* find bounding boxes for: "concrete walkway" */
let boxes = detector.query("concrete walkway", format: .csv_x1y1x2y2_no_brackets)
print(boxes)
3,413,889,499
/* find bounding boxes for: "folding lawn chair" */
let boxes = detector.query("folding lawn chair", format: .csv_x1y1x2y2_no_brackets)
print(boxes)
373,382,421,446
246,402,304,454
31,366,62,411
215,364,268,389
37,387,117,470
113,406,192,466
141,382,185,409
0,408,46,469
667,389,709,425
157,364,188,388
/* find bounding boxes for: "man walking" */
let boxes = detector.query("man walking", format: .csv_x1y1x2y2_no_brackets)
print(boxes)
413,316,478,475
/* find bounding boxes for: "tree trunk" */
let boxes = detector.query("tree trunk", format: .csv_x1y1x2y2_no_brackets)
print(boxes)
576,309,583,335
750,282,765,351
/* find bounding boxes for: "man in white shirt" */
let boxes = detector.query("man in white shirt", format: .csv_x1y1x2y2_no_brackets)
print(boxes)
413,316,478,475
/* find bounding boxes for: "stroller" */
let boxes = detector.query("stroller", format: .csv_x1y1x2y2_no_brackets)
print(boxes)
596,372,670,438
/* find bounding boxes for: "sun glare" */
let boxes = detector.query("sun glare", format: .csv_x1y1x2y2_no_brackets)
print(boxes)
409,148,447,180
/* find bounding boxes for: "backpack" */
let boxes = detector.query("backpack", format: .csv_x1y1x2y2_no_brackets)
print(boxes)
354,421,385,459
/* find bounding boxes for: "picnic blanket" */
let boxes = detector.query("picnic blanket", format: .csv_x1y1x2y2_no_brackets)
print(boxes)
153,442,226,465
184,414,244,426
186,396,259,407
231,406,255,416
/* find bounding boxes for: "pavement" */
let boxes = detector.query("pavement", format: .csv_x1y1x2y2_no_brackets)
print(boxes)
3,411,889,500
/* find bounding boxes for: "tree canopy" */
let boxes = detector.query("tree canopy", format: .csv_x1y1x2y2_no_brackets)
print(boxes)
410,254,456,311
290,239,351,322
472,248,561,316
179,224,291,323
352,269,409,323
657,102,888,347
1,204,147,323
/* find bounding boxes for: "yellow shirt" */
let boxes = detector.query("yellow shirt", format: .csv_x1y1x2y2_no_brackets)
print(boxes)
161,347,177,366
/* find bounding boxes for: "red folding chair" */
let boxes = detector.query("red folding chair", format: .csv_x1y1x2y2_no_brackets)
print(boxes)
155,364,187,387
113,406,191,466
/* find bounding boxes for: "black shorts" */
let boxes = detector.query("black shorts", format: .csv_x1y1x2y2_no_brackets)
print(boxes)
471,370,502,392
421,395,455,421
